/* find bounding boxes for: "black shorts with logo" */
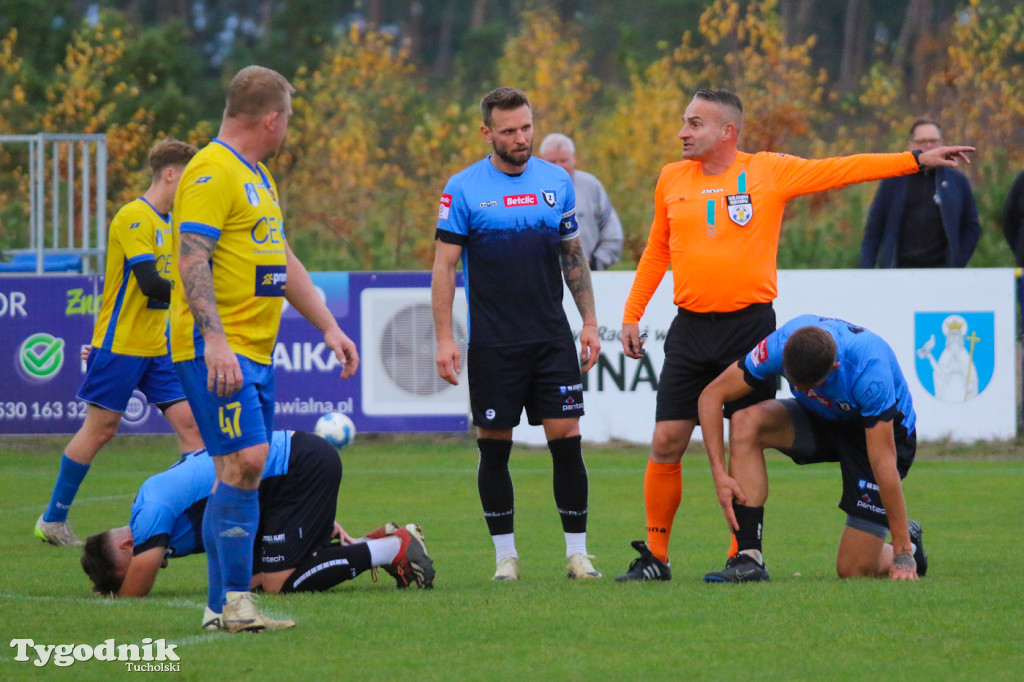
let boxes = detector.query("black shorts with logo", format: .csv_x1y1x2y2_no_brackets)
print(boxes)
467,336,584,429
255,430,341,573
656,303,776,422
778,399,916,529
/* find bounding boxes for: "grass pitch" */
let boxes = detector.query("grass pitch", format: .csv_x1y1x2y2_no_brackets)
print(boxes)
1,433,1022,681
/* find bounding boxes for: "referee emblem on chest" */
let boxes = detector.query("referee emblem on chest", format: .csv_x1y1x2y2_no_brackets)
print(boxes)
726,193,752,226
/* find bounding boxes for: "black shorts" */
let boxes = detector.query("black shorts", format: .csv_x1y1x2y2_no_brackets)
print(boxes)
255,431,341,573
467,337,584,428
778,399,916,529
656,303,776,422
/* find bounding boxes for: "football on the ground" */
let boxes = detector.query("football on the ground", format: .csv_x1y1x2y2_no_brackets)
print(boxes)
314,412,356,449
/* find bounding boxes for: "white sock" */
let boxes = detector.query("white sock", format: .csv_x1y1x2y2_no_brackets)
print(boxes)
492,533,517,562
739,549,764,564
565,532,587,558
367,536,401,566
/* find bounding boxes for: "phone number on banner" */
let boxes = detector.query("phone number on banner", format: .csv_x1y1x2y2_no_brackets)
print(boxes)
0,401,88,420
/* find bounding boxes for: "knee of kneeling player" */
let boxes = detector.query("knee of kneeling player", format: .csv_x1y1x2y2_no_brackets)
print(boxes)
835,556,876,579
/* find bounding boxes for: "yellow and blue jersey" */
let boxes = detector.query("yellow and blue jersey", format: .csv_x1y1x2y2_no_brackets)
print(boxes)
92,197,173,356
169,139,287,364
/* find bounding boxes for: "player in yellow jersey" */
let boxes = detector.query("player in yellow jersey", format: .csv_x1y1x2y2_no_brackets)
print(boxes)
170,65,359,633
614,88,974,582
36,139,204,548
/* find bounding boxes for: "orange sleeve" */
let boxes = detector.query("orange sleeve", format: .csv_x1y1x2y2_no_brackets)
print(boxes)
623,168,672,324
771,151,919,200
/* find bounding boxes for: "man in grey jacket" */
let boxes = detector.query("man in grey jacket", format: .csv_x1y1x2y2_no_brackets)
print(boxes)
540,133,623,270
859,119,980,268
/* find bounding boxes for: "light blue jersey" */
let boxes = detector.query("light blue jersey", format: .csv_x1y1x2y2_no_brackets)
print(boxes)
743,315,917,434
129,430,292,557
435,156,578,348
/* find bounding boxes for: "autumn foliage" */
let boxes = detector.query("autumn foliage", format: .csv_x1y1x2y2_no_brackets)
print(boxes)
0,0,1022,268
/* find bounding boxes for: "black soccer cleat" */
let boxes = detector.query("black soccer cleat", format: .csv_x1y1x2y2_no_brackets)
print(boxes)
703,553,770,583
614,540,672,582
908,519,927,577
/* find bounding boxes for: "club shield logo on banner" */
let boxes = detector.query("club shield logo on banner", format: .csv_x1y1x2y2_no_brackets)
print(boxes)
914,311,994,402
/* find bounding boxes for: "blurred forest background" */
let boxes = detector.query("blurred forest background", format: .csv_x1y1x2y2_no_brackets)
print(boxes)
1,0,1022,270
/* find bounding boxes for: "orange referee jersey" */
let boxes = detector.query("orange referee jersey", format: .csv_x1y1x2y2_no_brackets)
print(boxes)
623,150,919,320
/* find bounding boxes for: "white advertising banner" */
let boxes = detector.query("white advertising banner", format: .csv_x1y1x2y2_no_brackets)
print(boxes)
513,269,1018,445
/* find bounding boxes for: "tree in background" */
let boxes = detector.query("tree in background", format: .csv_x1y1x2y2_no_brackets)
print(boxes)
0,0,1022,269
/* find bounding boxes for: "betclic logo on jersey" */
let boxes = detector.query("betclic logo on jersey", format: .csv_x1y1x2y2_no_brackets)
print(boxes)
504,194,537,207
439,194,452,220
255,265,287,297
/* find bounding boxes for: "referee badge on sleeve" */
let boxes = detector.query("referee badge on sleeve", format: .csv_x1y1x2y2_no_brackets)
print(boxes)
726,193,753,226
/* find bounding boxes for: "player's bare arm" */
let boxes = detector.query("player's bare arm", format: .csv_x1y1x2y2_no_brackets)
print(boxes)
559,236,600,372
864,419,918,581
697,364,753,530
179,232,241,396
284,243,359,379
117,546,167,598
431,241,462,386
179,232,222,337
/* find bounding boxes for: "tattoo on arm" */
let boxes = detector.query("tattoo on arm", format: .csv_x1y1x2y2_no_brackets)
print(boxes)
179,232,224,336
560,237,596,321
893,549,915,572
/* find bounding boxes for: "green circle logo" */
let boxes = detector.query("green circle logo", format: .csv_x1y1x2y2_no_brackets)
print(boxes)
18,333,65,380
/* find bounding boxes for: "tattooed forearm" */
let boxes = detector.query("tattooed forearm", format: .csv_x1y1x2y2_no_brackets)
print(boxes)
893,549,916,572
560,237,596,322
179,232,224,336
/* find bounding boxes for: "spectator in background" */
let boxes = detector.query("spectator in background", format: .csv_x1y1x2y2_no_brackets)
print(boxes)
539,133,623,270
1002,170,1024,266
859,119,981,268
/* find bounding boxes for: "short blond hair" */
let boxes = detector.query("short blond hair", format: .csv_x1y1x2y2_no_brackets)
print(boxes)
225,65,294,119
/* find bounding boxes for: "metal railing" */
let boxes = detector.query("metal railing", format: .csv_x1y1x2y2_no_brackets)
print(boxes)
0,133,107,274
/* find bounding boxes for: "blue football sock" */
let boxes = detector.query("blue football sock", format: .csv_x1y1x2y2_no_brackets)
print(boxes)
201,492,225,612
207,482,260,597
43,455,90,523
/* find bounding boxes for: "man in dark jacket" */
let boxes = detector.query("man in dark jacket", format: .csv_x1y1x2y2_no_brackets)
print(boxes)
860,119,980,268
1002,170,1024,267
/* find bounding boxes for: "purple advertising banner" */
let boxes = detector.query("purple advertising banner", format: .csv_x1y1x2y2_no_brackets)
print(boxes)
0,273,469,435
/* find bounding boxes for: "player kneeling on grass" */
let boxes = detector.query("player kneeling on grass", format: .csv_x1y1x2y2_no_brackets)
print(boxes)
697,315,927,583
81,430,434,631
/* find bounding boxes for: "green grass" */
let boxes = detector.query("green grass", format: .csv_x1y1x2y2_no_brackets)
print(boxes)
1,434,1023,680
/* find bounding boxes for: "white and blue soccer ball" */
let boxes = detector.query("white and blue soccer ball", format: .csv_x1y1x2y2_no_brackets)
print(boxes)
314,412,356,450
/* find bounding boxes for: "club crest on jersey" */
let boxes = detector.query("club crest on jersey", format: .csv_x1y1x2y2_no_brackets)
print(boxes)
244,183,261,206
726,193,752,226
542,190,556,207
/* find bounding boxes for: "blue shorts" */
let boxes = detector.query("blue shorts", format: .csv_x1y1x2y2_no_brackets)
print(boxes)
77,348,186,412
175,356,275,456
